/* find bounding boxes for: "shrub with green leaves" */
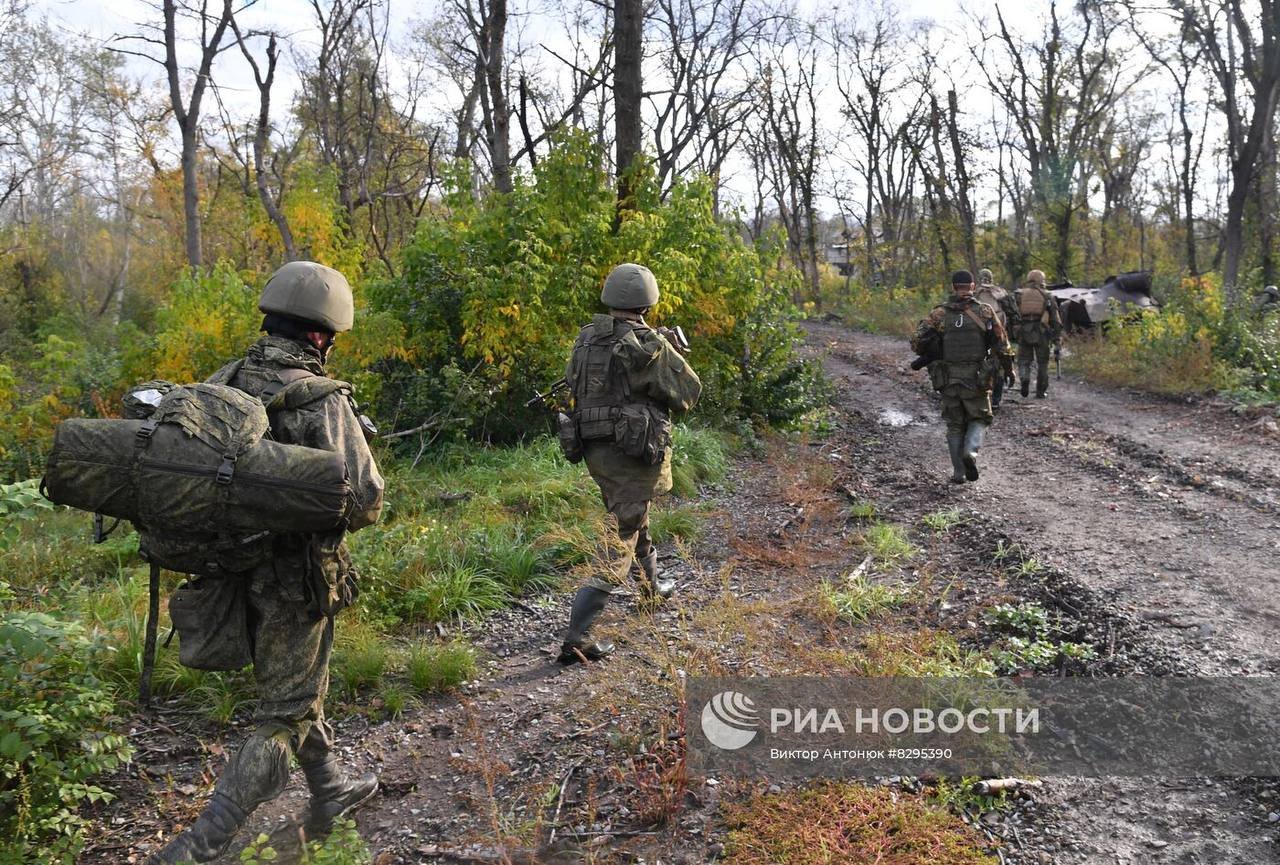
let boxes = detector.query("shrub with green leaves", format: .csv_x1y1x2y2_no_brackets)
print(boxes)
0,611,133,864
369,130,826,444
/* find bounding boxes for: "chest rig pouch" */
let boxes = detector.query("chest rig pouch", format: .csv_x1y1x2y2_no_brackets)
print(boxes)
567,317,671,465
937,304,991,391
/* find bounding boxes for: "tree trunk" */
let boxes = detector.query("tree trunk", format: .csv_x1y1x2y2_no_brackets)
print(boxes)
486,0,512,194
613,0,644,216
180,125,202,268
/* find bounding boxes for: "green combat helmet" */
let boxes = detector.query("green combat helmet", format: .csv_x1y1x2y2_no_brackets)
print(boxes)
978,268,994,285
600,263,659,310
259,260,354,332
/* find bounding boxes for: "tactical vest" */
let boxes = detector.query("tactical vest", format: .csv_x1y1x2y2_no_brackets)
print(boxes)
1018,287,1049,322
568,319,633,440
941,303,989,364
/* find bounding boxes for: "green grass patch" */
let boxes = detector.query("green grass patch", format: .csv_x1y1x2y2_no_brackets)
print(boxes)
982,602,1097,674
333,621,391,696
923,508,965,533
649,505,704,545
405,639,476,694
858,522,917,564
843,630,996,678
847,500,877,520
820,573,910,624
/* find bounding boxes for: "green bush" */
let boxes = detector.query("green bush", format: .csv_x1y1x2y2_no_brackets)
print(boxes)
0,611,133,864
369,131,825,444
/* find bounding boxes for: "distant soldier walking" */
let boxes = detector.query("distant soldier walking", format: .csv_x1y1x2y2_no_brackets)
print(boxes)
151,262,385,863
974,268,1016,408
1013,269,1062,399
913,270,1013,484
558,264,702,663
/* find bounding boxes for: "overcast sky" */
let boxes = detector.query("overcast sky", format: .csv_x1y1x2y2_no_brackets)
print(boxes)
32,0,1207,228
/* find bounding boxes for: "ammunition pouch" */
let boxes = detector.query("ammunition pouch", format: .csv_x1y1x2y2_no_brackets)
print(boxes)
168,576,253,671
577,405,616,441
305,532,358,619
557,411,584,464
614,404,671,466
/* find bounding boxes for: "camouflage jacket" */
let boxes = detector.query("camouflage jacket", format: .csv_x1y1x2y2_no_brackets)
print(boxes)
914,296,1014,387
570,313,702,503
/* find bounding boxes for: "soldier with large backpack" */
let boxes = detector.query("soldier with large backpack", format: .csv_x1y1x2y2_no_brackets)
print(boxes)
143,261,385,863
557,263,702,664
912,270,1014,484
974,268,1017,409
1013,269,1062,399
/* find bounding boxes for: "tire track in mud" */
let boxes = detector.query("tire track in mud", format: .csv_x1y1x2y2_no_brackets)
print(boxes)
807,319,1280,865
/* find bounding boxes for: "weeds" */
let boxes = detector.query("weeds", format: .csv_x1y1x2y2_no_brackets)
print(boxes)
847,501,877,520
725,782,996,865
859,522,917,564
923,508,965,533
929,777,1011,818
406,640,476,694
983,602,1097,674
650,505,703,545
821,573,910,624
841,630,995,678
333,622,390,696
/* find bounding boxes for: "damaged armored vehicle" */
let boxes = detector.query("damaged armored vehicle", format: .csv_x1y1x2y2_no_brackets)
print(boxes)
1047,271,1159,331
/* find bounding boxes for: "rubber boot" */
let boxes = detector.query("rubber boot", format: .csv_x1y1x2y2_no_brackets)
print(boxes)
558,585,614,664
148,792,247,864
300,754,379,837
636,548,676,599
946,433,967,484
962,422,987,482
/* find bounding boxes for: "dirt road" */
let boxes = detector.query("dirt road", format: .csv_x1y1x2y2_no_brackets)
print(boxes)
94,319,1280,865
809,320,1280,675
809,319,1280,864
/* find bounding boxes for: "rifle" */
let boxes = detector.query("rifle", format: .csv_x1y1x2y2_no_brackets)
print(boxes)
526,377,569,409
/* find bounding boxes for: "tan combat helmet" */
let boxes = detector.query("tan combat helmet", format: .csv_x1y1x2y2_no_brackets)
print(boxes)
978,268,994,286
600,263,660,309
259,261,355,333
1026,269,1046,286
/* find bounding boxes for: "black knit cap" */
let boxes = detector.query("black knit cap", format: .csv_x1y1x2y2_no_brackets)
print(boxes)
951,269,974,285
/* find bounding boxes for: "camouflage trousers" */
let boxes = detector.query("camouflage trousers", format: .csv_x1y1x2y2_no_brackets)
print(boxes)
587,494,653,591
213,558,335,811
1017,340,1051,395
940,385,993,437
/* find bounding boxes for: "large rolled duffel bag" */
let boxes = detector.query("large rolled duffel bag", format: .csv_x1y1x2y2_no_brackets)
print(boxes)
43,382,351,537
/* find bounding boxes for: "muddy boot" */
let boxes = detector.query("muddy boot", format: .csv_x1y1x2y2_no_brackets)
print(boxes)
148,792,247,864
636,548,676,599
962,422,987,482
946,433,967,484
558,585,614,664
1020,378,1030,398
300,754,379,837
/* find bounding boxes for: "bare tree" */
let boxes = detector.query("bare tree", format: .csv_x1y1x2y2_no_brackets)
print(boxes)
114,0,238,269
614,0,644,212
981,0,1131,280
646,0,769,201
1174,0,1280,293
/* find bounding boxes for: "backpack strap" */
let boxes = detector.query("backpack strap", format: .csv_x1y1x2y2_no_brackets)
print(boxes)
206,359,245,386
258,367,315,407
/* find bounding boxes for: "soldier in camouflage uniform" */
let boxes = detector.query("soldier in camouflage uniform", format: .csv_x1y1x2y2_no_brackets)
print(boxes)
558,264,702,664
1013,269,1062,399
151,262,385,864
974,268,1017,409
913,270,1014,484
